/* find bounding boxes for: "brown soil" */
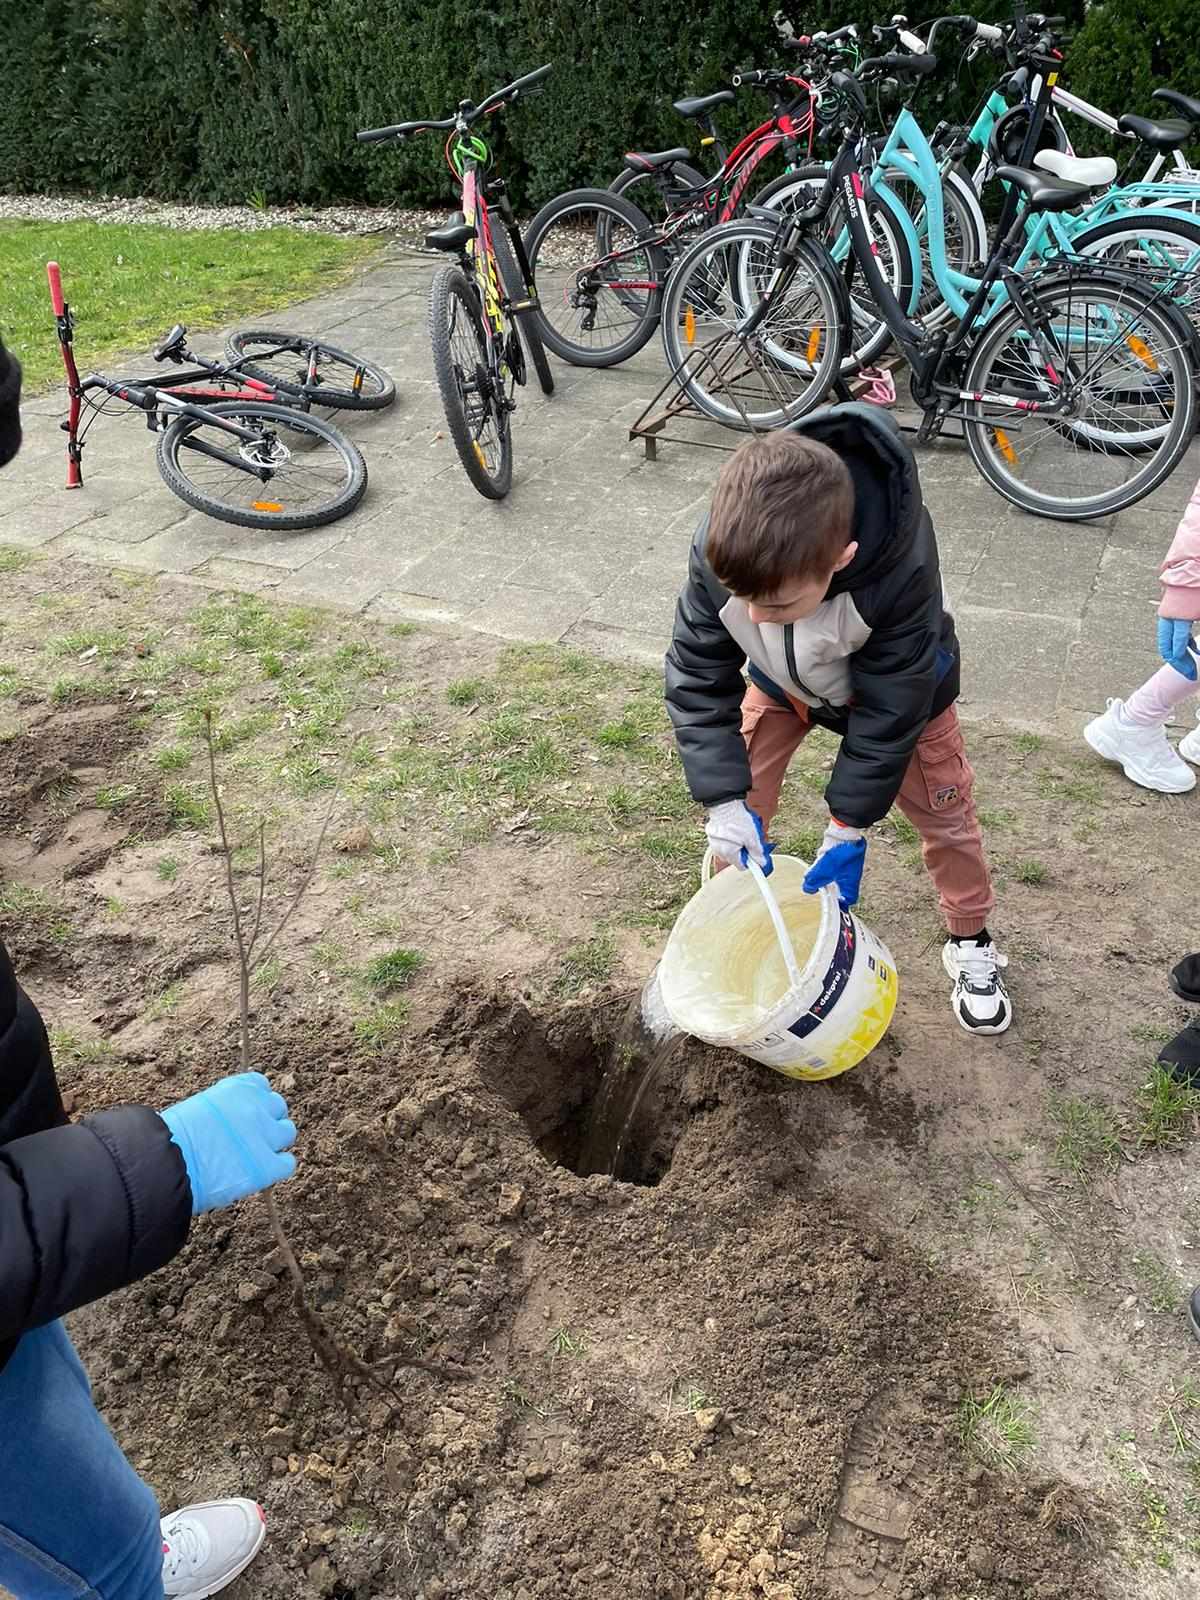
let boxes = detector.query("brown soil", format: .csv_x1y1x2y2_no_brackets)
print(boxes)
2,568,1197,1598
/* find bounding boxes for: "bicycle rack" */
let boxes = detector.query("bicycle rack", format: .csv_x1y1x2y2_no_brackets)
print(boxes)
629,334,909,460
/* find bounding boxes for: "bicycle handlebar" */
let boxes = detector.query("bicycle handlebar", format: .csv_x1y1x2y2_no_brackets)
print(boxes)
857,51,939,80
356,63,552,144
47,261,65,316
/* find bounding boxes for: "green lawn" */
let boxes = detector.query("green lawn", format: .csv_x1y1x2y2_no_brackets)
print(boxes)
0,220,384,391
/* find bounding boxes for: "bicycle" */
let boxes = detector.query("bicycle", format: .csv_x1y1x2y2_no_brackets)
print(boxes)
48,263,368,530
523,54,909,373
357,65,554,500
660,51,1197,522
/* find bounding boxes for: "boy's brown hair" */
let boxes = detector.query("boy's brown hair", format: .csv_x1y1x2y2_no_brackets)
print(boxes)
705,431,855,597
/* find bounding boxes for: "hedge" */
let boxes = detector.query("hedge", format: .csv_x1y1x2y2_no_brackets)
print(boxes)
0,0,1190,211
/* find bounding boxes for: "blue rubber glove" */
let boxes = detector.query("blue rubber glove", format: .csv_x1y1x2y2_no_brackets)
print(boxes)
803,820,867,907
1157,617,1198,681
161,1071,297,1216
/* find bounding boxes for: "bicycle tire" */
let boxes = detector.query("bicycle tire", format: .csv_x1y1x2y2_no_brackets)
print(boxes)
1068,212,1200,350
223,330,396,411
523,187,668,368
490,226,555,395
962,272,1196,521
429,265,512,500
659,219,844,429
156,402,367,530
750,164,915,374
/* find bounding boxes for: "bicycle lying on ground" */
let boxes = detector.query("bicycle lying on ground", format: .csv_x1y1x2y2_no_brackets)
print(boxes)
48,263,370,530
357,65,554,500
660,40,1197,522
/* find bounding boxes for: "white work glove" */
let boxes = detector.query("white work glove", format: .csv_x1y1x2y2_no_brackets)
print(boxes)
705,800,772,873
812,818,865,860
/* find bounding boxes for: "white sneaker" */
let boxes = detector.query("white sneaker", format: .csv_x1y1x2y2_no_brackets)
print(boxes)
162,1499,266,1599
1083,698,1196,794
943,939,1012,1035
1180,710,1200,767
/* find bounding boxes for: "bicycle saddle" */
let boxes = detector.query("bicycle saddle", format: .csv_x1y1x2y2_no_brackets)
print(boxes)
1033,149,1118,189
623,147,692,171
426,214,475,252
994,164,1090,211
673,90,735,119
1153,88,1200,123
1116,113,1192,150
153,323,187,361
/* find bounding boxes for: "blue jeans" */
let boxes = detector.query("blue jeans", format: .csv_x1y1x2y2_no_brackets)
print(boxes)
0,1322,163,1598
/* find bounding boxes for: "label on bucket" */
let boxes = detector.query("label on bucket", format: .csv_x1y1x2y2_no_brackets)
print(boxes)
787,909,856,1041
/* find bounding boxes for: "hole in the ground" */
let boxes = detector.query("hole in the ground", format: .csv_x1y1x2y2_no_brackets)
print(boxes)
480,998,687,1186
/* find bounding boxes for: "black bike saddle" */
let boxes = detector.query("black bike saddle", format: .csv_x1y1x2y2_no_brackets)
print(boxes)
153,323,187,361
1153,88,1200,123
673,90,735,119
993,164,1090,211
1117,113,1192,149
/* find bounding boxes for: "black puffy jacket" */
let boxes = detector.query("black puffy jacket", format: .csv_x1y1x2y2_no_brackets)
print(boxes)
0,942,191,1372
664,404,960,830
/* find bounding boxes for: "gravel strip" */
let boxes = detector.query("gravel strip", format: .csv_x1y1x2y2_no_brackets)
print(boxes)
0,191,451,241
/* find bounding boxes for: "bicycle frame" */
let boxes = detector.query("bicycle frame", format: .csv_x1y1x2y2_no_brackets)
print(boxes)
655,87,816,229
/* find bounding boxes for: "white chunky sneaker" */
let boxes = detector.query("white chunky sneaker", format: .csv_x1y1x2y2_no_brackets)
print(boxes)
1083,698,1197,794
943,939,1012,1036
161,1499,266,1599
1179,709,1200,767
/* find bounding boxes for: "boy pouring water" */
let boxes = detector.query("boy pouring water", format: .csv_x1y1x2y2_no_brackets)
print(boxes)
664,404,1012,1035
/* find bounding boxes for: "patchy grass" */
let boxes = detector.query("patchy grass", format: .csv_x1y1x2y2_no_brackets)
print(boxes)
0,549,35,574
155,855,180,882
353,1001,411,1055
47,1026,115,1066
1,218,383,391
958,1385,1036,1473
1046,1091,1122,1180
1133,1250,1183,1314
1013,732,1046,755
1013,859,1048,886
154,744,192,772
164,782,211,830
1135,1064,1200,1151
553,933,617,995
364,947,424,994
0,883,71,946
447,678,493,708
548,1326,589,1360
145,982,183,1021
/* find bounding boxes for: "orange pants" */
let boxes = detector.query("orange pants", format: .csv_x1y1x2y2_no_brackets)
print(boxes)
740,684,995,937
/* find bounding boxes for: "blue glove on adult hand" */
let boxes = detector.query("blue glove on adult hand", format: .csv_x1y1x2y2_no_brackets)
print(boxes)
803,820,867,907
1157,617,1198,681
161,1071,297,1216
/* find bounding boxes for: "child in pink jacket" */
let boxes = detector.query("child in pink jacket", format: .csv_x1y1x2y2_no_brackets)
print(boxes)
1085,476,1200,792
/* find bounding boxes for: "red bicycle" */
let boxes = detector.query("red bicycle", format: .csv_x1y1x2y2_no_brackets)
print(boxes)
49,262,369,530
521,64,818,367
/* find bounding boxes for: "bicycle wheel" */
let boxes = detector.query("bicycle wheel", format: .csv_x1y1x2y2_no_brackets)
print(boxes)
611,161,708,225
490,226,555,395
659,219,844,429
523,187,668,367
751,164,915,374
156,402,367,530
223,330,395,410
429,265,512,500
882,164,985,327
962,272,1196,521
1070,214,1200,346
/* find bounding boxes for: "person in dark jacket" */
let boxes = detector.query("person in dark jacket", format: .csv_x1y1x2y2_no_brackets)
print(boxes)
665,404,1012,1035
0,340,292,1599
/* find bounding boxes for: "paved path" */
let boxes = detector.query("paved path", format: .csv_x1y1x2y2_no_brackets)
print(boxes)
6,245,1198,733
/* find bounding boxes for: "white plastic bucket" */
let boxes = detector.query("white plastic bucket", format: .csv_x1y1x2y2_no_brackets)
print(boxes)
654,852,899,1081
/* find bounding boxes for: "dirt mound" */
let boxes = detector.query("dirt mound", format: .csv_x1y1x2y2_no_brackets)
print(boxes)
67,994,1107,1599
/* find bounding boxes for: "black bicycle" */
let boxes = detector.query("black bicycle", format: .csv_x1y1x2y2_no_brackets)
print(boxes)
358,66,554,499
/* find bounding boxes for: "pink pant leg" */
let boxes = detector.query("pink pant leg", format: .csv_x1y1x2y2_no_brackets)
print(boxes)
1124,663,1198,727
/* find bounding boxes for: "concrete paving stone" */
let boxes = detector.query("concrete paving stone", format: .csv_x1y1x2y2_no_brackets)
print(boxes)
561,617,665,669
190,556,291,589
1079,592,1162,657
87,508,353,576
465,584,590,643
365,590,468,627
0,489,106,546
951,604,1078,721
274,516,443,608
963,531,1104,616
505,538,652,600
582,560,681,639
1091,543,1167,604
398,529,528,603
1058,638,1158,716
935,522,995,576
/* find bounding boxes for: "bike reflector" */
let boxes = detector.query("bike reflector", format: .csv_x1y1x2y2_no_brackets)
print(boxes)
805,327,821,362
473,442,487,469
1126,335,1159,372
992,429,1017,467
684,305,696,345
252,500,284,512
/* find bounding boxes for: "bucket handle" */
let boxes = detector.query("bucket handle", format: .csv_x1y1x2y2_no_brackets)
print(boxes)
700,848,805,993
